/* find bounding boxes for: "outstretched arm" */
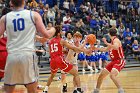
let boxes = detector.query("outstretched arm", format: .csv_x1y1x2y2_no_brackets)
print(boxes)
34,12,55,39
102,38,120,50
61,39,89,54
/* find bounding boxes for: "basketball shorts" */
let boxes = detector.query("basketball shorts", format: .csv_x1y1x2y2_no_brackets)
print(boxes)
50,56,73,73
0,51,8,78
105,59,126,73
4,51,39,85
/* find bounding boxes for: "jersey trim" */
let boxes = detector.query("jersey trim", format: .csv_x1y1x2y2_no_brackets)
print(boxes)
30,10,35,25
5,15,7,31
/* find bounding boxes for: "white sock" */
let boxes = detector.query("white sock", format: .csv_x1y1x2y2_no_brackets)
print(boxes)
44,86,48,91
95,88,100,91
119,88,124,91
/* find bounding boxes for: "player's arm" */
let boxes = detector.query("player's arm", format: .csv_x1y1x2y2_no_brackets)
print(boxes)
102,38,120,50
61,39,88,53
33,12,55,39
0,15,6,37
97,46,111,52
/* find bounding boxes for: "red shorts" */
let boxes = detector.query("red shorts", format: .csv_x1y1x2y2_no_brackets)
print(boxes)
50,56,73,73
0,51,8,78
105,59,126,73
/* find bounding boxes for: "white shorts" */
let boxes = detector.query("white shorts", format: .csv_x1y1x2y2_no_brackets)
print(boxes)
4,51,39,85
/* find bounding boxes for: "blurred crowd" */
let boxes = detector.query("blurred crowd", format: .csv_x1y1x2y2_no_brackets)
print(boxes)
0,0,140,58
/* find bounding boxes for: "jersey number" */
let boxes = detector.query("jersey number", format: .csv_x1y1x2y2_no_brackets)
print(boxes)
110,51,114,58
51,43,58,53
12,18,25,32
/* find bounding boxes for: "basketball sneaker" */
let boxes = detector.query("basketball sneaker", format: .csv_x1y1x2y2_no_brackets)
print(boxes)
93,89,99,93
118,89,125,93
37,85,44,90
73,90,84,93
62,83,67,92
42,86,48,93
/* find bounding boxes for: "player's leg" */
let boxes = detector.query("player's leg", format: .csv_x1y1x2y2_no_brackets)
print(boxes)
110,60,125,93
110,69,124,93
4,85,15,93
93,61,114,93
25,82,38,93
61,71,67,92
93,69,109,93
43,72,57,93
68,67,83,93
73,64,79,90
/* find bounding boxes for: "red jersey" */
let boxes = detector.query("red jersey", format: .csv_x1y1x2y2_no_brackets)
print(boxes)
0,37,7,51
49,37,63,59
109,37,125,61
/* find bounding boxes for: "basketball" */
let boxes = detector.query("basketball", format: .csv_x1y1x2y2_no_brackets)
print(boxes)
87,34,96,45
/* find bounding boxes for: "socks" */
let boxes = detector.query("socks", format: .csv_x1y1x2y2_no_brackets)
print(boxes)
44,86,48,91
119,88,124,91
63,83,67,87
77,88,82,92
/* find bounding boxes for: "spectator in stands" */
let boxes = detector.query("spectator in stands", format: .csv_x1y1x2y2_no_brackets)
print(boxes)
90,15,98,34
99,17,106,34
75,18,88,35
123,35,133,55
45,4,49,12
136,15,140,35
109,16,116,27
92,8,98,18
55,12,63,25
118,23,125,35
123,28,132,39
47,9,55,25
40,0,47,5
30,0,38,8
39,3,44,17
138,6,140,15
63,0,69,12
52,5,59,14
102,23,110,35
63,13,72,25
43,10,49,26
69,0,75,14
132,40,140,58
132,28,138,39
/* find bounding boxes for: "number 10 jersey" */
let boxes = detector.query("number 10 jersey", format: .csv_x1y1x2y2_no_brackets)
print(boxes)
6,10,36,53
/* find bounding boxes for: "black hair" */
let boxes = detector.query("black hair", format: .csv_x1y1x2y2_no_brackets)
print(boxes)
54,25,62,36
65,31,73,38
109,28,117,36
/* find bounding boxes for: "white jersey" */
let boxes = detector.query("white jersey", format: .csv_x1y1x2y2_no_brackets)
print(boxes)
6,10,36,53
65,39,78,64
66,48,78,65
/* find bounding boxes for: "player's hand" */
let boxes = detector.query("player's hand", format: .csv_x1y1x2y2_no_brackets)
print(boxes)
84,49,92,56
39,37,48,44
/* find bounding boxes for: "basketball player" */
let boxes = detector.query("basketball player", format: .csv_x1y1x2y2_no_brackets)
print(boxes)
43,26,90,93
93,29,125,93
60,31,74,92
0,0,55,93
63,32,85,92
